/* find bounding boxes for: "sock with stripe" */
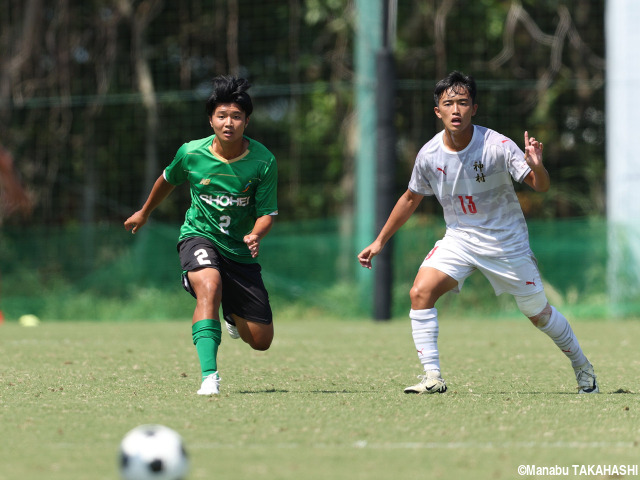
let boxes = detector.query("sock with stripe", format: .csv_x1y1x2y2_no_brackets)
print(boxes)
192,319,222,380
410,308,441,374
537,306,587,368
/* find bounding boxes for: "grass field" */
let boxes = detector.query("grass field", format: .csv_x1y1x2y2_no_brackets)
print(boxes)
1,316,639,480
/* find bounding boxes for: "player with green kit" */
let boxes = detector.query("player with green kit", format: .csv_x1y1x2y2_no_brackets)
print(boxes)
125,75,278,395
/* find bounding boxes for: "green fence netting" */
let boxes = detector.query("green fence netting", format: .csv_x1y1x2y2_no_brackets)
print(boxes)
1,216,635,322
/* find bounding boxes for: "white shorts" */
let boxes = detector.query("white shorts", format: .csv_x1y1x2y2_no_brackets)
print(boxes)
420,237,545,297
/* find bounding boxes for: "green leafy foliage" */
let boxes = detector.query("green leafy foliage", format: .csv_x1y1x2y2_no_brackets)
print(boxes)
0,0,605,225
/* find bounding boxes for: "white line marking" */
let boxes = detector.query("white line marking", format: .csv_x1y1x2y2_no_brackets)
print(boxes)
186,440,636,450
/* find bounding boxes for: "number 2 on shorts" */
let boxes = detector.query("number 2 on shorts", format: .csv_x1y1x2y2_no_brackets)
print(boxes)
194,248,211,265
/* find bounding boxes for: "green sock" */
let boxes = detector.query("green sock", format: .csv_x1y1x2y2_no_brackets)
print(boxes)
191,319,222,380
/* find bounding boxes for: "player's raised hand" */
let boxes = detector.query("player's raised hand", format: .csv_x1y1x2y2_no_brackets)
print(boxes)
522,131,550,192
524,131,544,168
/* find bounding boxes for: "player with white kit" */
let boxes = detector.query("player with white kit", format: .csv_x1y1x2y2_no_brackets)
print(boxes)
358,71,598,394
125,75,278,395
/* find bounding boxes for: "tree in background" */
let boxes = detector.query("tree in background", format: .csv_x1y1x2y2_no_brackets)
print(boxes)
0,0,604,224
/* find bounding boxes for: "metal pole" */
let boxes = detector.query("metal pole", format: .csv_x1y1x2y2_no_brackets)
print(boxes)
355,0,381,312
374,0,397,320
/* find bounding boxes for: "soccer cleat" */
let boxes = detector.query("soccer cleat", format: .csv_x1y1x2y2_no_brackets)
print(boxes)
224,317,240,339
197,373,220,395
574,362,599,394
404,370,447,394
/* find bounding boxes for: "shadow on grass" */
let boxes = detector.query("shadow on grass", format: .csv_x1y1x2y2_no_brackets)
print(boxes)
237,388,290,394
235,388,636,395
308,390,370,394
237,389,371,394
447,389,636,395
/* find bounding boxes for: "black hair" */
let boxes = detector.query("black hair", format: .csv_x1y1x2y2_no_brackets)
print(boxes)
433,71,477,106
205,75,253,117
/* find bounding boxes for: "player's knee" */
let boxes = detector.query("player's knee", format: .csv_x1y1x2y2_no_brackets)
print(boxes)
189,270,221,298
251,340,271,351
409,285,422,304
410,284,433,307
247,336,272,351
515,291,551,327
241,321,273,351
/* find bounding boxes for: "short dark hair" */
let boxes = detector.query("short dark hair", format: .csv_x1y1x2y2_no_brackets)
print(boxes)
205,75,253,117
433,71,477,106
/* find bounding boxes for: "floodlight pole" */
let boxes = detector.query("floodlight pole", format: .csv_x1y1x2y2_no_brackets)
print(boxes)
374,0,397,321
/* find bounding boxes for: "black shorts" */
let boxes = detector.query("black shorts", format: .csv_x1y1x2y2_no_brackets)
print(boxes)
178,236,272,325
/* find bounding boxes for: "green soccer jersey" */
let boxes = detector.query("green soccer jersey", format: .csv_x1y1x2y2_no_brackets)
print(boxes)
164,134,278,263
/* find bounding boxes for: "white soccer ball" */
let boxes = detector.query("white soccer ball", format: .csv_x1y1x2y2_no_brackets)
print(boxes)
119,424,189,480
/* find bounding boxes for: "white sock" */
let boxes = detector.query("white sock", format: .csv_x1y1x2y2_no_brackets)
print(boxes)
538,306,587,368
410,308,440,373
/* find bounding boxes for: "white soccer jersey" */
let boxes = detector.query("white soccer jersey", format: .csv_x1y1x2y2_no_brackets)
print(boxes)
409,125,532,257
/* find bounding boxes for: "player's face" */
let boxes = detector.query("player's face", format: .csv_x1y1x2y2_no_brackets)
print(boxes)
434,87,477,133
209,103,249,143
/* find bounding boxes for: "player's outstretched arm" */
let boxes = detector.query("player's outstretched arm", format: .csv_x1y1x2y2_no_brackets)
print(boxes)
358,189,423,269
124,175,175,234
523,131,550,192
